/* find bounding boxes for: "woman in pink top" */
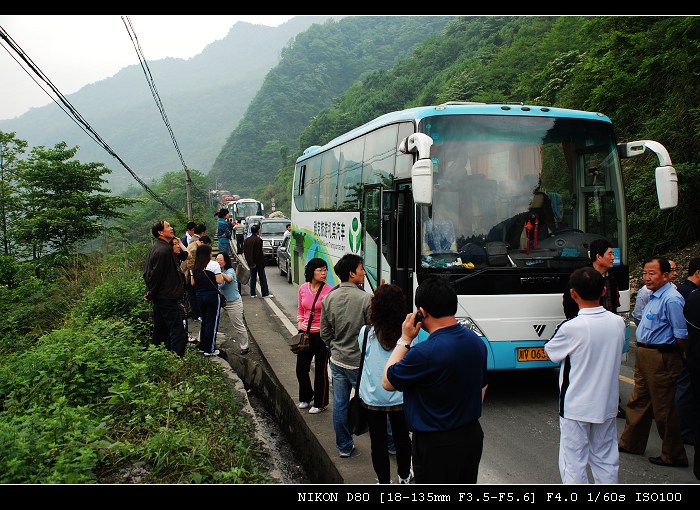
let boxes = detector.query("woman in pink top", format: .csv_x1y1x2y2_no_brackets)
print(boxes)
296,258,333,414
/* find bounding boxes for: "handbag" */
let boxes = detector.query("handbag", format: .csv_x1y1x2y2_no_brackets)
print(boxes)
235,254,251,285
205,271,227,308
179,292,193,318
288,331,310,355
288,282,324,354
348,327,370,436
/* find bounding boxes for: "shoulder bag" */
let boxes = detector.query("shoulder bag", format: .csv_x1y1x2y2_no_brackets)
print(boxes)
234,253,251,285
205,271,227,308
348,327,370,436
288,282,325,354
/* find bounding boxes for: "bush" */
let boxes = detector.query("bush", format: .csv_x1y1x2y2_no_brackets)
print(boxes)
0,317,271,483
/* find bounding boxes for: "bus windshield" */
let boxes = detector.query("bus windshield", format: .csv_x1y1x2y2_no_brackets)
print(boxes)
235,200,263,220
417,115,624,270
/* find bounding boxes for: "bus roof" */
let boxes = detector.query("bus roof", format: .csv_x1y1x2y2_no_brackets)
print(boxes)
296,102,612,163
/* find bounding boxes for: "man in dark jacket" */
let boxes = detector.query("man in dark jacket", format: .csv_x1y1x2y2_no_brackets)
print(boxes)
143,220,187,356
243,223,273,298
562,238,625,418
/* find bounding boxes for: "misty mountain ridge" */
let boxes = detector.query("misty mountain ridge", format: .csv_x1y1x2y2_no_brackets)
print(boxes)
0,16,336,193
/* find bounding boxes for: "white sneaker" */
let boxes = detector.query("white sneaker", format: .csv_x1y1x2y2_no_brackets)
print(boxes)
203,349,220,357
308,406,326,414
398,468,414,484
298,402,310,409
339,445,355,458
263,294,274,298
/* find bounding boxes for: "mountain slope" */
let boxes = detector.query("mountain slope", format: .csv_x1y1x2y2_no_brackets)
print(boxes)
0,16,334,192
209,16,458,197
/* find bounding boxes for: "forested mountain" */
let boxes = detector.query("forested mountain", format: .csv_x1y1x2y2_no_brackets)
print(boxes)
0,16,334,192
209,16,457,196
231,15,699,256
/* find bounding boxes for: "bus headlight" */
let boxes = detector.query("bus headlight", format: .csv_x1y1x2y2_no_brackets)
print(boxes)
456,317,484,337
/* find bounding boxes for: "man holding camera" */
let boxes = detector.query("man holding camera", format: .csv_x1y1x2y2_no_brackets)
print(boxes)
143,220,188,357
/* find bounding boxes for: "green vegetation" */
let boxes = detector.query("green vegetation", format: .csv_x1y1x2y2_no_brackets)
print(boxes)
0,138,273,483
0,243,272,485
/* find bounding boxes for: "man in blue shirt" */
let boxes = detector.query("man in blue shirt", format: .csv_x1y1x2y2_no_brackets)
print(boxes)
619,256,689,468
382,276,488,483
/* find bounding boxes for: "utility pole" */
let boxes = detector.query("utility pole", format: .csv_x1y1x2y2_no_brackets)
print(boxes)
185,172,193,221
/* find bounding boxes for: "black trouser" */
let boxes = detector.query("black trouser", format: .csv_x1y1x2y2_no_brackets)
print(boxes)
366,408,412,483
690,363,700,479
152,298,187,357
295,333,329,408
412,421,484,484
236,234,245,254
187,285,200,320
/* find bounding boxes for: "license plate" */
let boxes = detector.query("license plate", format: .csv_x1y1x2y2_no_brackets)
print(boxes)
517,347,550,362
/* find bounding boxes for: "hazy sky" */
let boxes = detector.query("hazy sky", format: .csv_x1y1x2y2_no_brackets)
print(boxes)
0,15,297,120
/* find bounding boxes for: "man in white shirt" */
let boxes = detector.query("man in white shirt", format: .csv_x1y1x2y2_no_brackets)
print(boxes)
545,266,626,484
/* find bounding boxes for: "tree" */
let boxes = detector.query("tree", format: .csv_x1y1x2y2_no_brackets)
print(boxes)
0,132,28,256
15,142,135,258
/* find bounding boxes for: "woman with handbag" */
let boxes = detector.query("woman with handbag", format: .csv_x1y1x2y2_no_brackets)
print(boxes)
296,258,333,414
359,284,413,484
216,251,250,355
190,243,223,357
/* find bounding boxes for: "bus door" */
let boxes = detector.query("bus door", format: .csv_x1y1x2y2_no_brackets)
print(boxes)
381,183,415,303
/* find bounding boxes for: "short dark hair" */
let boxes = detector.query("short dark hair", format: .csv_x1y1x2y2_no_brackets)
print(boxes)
304,257,328,282
217,208,229,219
151,220,164,238
589,238,613,263
334,253,363,282
194,223,207,236
186,221,197,231
199,235,212,245
687,257,700,278
569,266,604,301
643,256,671,273
415,276,457,318
250,224,260,234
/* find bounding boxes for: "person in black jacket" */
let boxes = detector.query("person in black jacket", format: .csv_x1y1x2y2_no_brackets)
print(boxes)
143,220,188,357
243,223,273,298
561,238,625,418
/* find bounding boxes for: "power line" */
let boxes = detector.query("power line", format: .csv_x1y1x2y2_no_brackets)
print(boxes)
0,23,182,216
122,15,200,220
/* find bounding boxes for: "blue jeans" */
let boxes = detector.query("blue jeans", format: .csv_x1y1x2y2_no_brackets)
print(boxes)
330,361,358,454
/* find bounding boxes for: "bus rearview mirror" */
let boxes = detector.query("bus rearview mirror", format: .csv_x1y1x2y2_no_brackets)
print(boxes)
412,159,433,205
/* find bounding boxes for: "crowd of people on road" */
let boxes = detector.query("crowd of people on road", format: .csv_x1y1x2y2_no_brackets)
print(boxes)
143,215,699,484
143,213,252,359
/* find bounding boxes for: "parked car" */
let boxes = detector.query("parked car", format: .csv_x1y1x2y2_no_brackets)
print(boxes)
277,235,292,283
259,218,290,264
